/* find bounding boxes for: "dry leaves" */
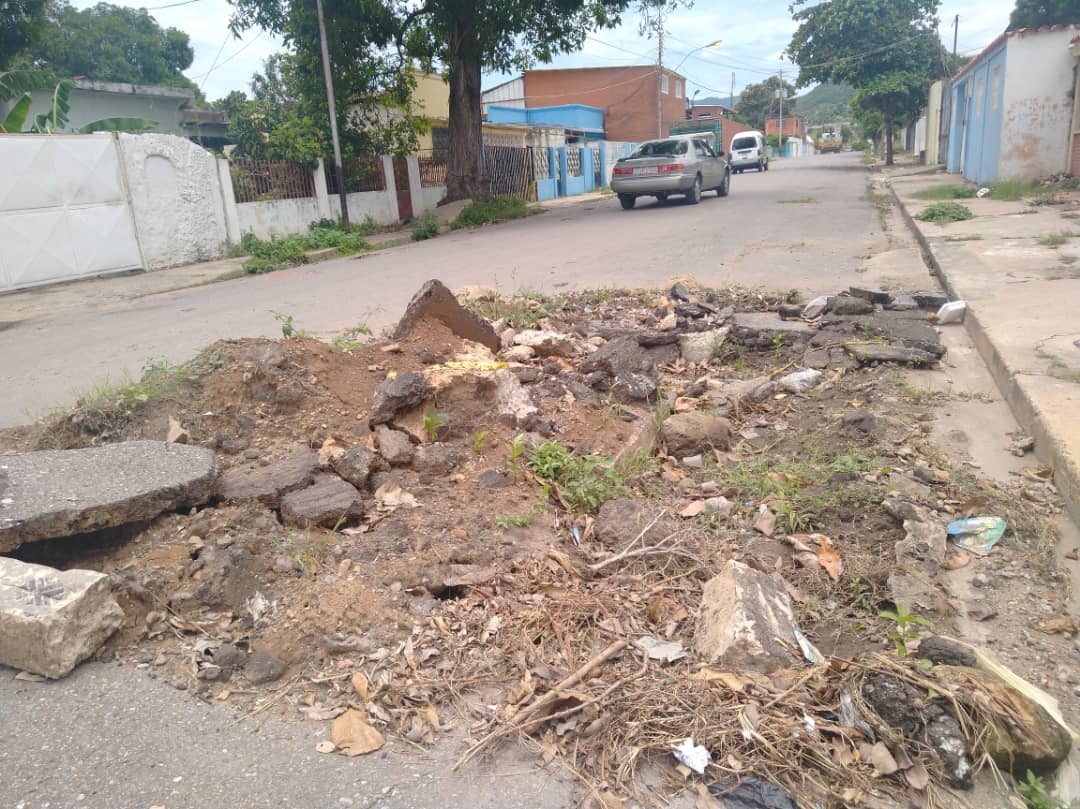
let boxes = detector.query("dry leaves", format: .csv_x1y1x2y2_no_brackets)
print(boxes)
787,534,844,581
331,709,385,756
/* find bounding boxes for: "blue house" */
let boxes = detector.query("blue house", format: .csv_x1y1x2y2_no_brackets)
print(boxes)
946,25,1080,183
486,103,605,142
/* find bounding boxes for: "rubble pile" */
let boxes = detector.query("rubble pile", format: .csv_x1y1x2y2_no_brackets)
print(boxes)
0,278,1074,807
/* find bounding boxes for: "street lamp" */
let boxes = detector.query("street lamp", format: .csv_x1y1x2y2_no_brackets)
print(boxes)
672,39,723,74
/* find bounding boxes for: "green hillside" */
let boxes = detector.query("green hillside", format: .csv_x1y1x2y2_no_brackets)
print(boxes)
797,82,855,126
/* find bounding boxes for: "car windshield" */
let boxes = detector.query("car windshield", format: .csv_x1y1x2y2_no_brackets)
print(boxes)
731,137,756,150
629,140,687,158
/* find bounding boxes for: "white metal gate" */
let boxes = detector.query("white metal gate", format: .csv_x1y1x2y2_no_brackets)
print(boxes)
0,134,142,292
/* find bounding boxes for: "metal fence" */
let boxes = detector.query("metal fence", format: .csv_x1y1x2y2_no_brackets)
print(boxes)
230,160,315,203
566,148,581,177
417,154,447,188
325,157,386,195
591,145,602,186
484,145,535,200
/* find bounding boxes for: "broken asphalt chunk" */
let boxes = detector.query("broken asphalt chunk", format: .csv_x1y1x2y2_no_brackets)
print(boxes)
393,279,500,352
219,447,319,508
370,372,434,425
845,344,939,367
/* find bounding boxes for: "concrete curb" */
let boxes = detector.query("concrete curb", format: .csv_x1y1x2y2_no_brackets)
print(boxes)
889,183,1080,520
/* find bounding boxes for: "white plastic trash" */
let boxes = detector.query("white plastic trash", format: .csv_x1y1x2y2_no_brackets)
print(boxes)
976,187,990,198
672,738,712,774
778,368,823,394
936,300,967,324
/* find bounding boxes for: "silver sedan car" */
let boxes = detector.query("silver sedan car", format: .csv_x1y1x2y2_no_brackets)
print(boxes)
610,137,731,210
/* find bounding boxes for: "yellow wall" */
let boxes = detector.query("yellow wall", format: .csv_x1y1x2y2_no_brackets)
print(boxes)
410,71,449,119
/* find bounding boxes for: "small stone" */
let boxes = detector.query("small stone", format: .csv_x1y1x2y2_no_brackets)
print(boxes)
274,555,298,575
331,446,377,490
802,296,831,319
280,475,364,529
660,412,732,458
828,295,875,315
678,328,729,365
244,648,286,684
912,290,949,310
702,496,733,515
841,409,878,433
412,444,458,475
503,345,535,363
917,636,976,667
681,454,704,469
777,304,803,319
374,425,415,466
166,416,189,444
656,313,678,331
512,330,574,357
478,470,511,488
213,642,246,669
848,287,892,305
670,282,692,301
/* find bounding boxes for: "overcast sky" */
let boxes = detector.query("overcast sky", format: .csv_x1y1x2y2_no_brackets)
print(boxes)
68,0,1014,102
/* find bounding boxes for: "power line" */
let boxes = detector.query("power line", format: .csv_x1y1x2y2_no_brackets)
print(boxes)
140,0,204,10
196,31,233,90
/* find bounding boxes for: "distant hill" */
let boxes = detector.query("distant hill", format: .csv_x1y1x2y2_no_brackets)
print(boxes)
696,94,740,107
796,82,855,126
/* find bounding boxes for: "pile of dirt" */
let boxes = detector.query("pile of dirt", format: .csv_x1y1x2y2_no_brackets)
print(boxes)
2,279,1073,808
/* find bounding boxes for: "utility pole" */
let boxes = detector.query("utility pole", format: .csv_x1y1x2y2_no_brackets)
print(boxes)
952,15,959,63
316,0,348,228
656,25,665,138
777,69,783,158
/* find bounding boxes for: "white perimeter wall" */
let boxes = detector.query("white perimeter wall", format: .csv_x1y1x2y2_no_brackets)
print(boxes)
1000,29,1078,180
328,191,400,227
119,133,228,269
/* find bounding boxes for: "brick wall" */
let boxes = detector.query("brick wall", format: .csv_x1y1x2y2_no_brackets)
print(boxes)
721,120,758,156
765,116,806,138
524,66,688,143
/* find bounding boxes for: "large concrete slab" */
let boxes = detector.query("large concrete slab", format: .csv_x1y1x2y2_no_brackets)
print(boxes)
0,557,124,678
0,441,218,551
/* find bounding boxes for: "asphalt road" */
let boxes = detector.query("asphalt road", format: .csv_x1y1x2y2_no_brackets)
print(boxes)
0,153,884,427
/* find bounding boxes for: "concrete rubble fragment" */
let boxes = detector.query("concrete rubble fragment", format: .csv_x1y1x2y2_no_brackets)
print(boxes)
393,279,500,351
219,447,319,507
677,327,728,365
513,330,575,357
694,560,798,673
0,557,124,678
660,412,732,457
280,475,364,528
370,372,435,425
0,441,218,552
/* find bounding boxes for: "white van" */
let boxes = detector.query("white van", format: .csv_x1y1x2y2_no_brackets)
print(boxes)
728,131,768,173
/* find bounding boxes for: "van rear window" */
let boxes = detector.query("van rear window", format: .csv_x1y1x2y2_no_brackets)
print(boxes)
732,137,756,150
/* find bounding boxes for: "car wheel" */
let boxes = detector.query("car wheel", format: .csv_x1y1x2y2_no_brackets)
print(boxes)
655,193,668,203
618,194,636,210
717,170,730,197
686,175,702,204
757,159,764,172
764,159,769,171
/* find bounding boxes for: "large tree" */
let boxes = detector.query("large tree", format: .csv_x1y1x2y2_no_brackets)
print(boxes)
735,75,796,130
24,2,197,92
1009,0,1080,29
787,0,940,165
229,0,633,201
1,0,47,69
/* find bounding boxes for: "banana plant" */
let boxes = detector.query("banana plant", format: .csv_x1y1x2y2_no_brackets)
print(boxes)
1,73,157,134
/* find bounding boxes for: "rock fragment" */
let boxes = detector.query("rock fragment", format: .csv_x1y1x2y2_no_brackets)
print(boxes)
393,279,500,351
660,412,732,458
280,475,364,528
219,448,319,508
370,372,434,425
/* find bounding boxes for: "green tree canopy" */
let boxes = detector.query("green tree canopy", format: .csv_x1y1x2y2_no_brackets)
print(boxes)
1009,0,1080,29
19,1,197,93
735,75,797,130
787,0,941,165
227,0,635,200
1,0,47,69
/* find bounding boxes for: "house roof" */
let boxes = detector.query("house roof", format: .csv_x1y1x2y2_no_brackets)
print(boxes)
952,24,1080,83
71,78,195,99
482,76,523,94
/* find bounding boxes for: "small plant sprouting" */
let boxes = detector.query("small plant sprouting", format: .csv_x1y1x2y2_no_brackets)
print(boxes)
271,310,299,338
652,392,672,433
506,433,529,477
423,409,449,442
331,322,373,353
772,332,786,357
879,603,933,657
472,429,490,455
785,289,801,304
1018,769,1072,809
495,503,545,529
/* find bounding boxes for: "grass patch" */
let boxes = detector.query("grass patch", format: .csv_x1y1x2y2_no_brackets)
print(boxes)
411,213,439,241
1061,213,1080,220
943,234,983,242
778,197,817,204
1038,231,1073,248
1059,255,1077,265
912,184,977,200
464,288,567,328
527,440,628,514
451,196,529,230
236,221,372,274
915,202,973,224
985,180,1039,201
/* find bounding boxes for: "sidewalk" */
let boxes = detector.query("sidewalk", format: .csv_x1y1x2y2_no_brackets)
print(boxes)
886,168,1080,517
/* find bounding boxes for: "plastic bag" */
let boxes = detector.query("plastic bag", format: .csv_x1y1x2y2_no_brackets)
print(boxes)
947,516,1006,554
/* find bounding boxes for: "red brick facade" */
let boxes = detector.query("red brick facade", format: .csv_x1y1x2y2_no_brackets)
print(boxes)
524,66,688,143
765,116,806,139
720,120,758,156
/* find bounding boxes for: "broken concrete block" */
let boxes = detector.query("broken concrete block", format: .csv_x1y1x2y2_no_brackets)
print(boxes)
827,295,875,315
494,368,539,426
729,313,815,349
374,425,415,466
0,441,218,552
503,345,535,363
513,330,575,357
244,647,287,684
331,446,378,490
885,293,919,311
848,287,892,305
219,448,319,508
912,290,949,310
693,560,798,673
412,444,458,475
370,372,434,425
0,557,124,678
678,328,728,365
660,412,732,458
802,296,831,319
393,279,500,352
280,475,364,528
845,344,939,366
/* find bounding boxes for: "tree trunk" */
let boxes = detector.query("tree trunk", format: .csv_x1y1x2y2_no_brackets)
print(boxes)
884,100,894,167
444,18,488,202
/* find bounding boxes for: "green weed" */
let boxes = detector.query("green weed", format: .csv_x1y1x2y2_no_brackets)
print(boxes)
527,440,627,514
423,409,449,442
472,430,490,455
915,202,974,225
465,289,566,329
270,310,309,338
411,214,439,241
238,222,371,274
911,184,977,201
879,603,932,657
1018,769,1073,809
495,504,546,529
1038,231,1073,249
330,322,372,353
451,196,529,230
986,180,1039,201
1059,255,1078,265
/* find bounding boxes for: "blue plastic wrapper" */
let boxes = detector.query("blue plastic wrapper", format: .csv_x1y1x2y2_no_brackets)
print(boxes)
947,516,1006,554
